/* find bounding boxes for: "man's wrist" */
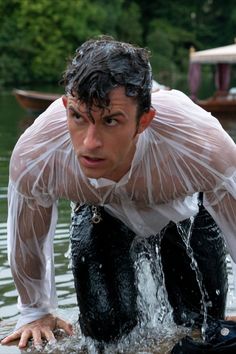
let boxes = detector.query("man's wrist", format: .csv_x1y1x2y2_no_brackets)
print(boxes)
15,308,54,330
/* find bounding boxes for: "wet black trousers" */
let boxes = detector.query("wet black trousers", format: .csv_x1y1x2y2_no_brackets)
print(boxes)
69,202,228,343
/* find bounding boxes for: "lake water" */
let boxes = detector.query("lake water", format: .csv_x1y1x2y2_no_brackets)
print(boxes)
0,90,236,353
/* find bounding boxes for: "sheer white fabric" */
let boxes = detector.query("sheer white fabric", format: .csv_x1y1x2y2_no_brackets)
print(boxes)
7,89,236,330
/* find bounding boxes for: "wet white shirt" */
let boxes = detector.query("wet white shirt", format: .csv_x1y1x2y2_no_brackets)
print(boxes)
7,89,236,329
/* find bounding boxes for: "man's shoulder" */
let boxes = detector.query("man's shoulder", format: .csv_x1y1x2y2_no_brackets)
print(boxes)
151,89,219,129
151,89,197,109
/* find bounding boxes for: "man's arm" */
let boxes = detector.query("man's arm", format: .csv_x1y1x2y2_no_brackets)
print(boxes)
2,181,73,348
204,188,236,262
0,179,72,347
8,179,57,321
1,97,74,347
152,89,236,259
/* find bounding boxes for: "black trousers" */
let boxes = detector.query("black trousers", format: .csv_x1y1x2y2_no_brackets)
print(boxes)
70,201,228,342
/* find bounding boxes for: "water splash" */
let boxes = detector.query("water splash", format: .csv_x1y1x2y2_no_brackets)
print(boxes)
33,323,190,354
23,234,192,353
176,217,210,340
132,236,174,329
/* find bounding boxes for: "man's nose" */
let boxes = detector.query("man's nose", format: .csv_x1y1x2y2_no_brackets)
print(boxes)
83,125,103,149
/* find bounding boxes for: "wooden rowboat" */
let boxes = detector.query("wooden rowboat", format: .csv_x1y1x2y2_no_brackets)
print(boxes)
13,89,61,113
189,43,236,119
197,90,236,119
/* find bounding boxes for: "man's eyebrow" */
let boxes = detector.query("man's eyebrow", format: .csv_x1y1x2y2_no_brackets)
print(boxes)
68,105,84,117
68,104,79,113
68,106,126,121
103,111,125,119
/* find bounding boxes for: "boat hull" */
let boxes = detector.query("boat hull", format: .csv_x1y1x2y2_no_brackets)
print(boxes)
197,96,236,119
13,89,61,113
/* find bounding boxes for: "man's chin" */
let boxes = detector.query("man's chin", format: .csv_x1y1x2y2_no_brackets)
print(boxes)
79,161,117,181
81,167,105,180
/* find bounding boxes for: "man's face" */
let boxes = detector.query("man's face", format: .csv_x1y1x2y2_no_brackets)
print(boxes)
67,87,154,182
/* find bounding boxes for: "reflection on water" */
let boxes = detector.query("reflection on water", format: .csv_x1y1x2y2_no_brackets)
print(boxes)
0,92,236,353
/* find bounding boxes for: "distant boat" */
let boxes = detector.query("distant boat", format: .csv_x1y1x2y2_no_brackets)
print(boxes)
188,43,236,119
13,89,61,114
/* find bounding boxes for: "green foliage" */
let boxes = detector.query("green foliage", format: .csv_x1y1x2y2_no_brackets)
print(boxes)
0,0,235,88
146,21,175,85
146,19,195,86
0,0,125,86
116,2,143,45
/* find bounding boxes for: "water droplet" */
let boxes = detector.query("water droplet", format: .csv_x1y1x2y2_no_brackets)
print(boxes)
216,289,220,295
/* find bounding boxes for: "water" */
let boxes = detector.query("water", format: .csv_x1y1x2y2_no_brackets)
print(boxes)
177,218,211,341
0,91,236,353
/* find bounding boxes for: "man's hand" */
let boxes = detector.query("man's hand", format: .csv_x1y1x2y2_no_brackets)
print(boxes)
1,314,74,349
226,316,236,322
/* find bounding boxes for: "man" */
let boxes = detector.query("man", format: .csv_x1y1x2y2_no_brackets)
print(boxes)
1,36,236,349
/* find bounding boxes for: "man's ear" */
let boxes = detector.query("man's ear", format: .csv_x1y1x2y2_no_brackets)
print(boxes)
137,107,156,134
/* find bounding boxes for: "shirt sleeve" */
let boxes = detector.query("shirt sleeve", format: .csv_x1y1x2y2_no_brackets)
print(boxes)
151,89,236,262
7,98,69,329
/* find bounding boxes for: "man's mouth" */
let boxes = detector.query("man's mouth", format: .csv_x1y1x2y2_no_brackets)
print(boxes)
80,155,106,167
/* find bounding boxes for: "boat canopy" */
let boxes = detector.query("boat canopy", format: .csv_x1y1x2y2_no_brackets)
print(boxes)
188,43,236,100
190,44,236,64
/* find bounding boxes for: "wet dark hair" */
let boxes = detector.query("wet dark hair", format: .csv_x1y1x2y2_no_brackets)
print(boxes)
63,36,152,121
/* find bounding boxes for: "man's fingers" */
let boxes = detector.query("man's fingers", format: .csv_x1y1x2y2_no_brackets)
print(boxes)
41,328,56,344
1,330,21,344
31,328,43,348
1,315,73,349
56,318,74,335
18,329,32,348
226,315,236,321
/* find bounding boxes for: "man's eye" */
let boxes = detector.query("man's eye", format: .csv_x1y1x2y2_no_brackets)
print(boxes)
104,117,118,126
69,108,81,120
73,112,81,120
